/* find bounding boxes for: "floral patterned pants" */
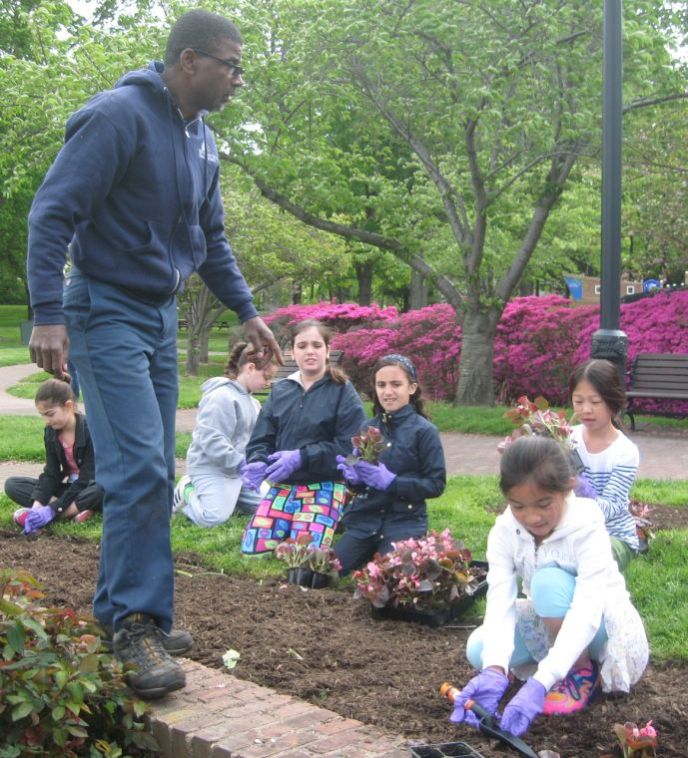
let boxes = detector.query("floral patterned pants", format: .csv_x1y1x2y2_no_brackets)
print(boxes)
241,481,348,556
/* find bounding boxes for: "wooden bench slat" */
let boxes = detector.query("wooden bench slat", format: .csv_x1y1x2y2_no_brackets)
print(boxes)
625,352,688,429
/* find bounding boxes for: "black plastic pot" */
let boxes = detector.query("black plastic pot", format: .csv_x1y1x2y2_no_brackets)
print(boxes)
409,741,485,758
286,568,332,589
371,560,489,628
287,567,314,587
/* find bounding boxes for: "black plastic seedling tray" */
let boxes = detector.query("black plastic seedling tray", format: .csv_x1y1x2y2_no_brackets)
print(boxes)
409,741,486,758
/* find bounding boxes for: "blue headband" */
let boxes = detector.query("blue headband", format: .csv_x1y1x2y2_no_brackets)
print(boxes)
379,353,418,381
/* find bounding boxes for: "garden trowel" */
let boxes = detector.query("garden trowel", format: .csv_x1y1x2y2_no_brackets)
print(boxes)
440,683,539,758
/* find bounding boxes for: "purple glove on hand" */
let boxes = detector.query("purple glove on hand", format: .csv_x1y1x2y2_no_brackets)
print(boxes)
449,668,509,729
499,677,546,737
266,450,302,483
355,460,396,490
336,455,362,485
24,504,55,535
574,474,597,499
242,461,268,491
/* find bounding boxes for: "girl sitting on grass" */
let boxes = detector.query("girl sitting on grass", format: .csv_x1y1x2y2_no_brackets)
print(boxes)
7,378,103,533
173,341,278,526
569,358,642,567
450,436,648,737
334,353,446,574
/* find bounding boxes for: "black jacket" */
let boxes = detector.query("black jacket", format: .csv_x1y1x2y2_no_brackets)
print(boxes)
32,413,97,516
344,404,446,527
246,373,367,484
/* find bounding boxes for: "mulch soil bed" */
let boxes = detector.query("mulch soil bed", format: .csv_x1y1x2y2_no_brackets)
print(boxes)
1,517,687,757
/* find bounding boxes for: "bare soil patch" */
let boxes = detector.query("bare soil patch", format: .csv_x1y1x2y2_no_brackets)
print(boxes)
1,530,686,757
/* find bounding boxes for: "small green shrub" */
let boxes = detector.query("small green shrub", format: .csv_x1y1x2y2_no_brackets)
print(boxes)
0,570,158,757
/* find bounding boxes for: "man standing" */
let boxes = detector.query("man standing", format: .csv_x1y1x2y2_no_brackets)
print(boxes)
27,10,280,699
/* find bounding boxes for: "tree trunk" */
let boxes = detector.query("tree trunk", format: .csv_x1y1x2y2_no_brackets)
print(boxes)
200,327,210,363
454,310,498,406
355,261,373,305
186,331,201,376
409,269,428,309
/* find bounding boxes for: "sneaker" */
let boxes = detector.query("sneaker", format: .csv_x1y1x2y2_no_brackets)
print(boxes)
100,624,193,656
113,614,186,700
173,475,193,513
13,507,31,528
543,662,599,716
74,509,94,524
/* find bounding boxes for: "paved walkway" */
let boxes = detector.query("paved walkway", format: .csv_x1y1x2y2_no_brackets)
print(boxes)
1,364,687,489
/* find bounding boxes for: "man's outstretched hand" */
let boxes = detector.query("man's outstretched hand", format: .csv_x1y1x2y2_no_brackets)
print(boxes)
29,325,69,379
243,317,284,366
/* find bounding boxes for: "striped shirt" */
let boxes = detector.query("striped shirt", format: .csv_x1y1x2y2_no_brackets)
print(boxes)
570,426,639,550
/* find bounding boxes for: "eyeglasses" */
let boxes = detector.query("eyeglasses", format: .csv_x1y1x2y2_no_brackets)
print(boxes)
191,49,244,78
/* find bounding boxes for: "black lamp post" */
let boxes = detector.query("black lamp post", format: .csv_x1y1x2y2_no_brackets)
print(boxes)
591,0,628,381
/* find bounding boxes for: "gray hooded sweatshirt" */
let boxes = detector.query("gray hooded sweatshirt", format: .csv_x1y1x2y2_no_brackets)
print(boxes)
186,377,260,477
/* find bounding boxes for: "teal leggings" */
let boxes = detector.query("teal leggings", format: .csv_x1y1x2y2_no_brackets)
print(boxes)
467,567,608,670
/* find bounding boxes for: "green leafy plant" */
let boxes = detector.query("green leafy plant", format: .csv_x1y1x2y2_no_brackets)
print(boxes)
0,570,158,757
352,529,485,611
273,533,341,576
347,426,385,464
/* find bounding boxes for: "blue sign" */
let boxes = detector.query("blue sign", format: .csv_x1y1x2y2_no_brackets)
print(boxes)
564,276,583,301
643,279,661,293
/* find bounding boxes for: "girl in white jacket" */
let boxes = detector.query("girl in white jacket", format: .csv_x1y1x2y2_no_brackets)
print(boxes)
450,436,648,738
173,342,277,527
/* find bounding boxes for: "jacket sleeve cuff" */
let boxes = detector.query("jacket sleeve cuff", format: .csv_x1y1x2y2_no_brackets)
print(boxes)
32,305,65,326
236,302,260,323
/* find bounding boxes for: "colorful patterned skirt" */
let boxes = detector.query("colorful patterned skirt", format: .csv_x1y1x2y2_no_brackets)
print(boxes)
241,480,348,556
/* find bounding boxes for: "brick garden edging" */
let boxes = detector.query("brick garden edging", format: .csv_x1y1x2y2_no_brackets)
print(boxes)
147,659,410,757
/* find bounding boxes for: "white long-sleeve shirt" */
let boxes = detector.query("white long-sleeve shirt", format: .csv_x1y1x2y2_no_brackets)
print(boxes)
571,425,639,550
481,496,641,691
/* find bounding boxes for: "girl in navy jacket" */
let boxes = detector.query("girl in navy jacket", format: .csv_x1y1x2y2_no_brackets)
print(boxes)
335,354,446,574
6,379,103,533
241,320,366,555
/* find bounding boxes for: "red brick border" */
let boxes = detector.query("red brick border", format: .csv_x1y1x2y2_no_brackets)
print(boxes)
147,660,410,757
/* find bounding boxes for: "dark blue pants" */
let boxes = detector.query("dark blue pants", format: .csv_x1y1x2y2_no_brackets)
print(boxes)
63,270,178,632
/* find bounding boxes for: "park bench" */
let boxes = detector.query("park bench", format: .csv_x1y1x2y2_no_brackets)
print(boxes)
625,353,688,430
254,349,344,398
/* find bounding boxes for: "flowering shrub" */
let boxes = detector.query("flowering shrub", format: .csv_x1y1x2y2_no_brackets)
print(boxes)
274,533,341,575
352,529,484,611
262,291,688,411
613,720,658,756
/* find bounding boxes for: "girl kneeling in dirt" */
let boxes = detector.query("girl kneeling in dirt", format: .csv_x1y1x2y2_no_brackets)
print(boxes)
334,354,446,574
450,436,648,737
7,378,103,533
173,342,278,526
241,320,366,555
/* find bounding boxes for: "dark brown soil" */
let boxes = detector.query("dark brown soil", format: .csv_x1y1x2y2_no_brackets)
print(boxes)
1,529,686,758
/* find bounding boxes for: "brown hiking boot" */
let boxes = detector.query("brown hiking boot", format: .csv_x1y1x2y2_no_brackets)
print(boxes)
113,614,186,699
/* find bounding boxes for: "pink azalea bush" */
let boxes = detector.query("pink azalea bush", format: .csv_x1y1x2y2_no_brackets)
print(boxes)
263,291,688,412
352,529,484,611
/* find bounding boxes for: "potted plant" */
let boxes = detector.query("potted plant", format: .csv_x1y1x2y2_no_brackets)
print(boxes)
274,533,341,589
352,529,487,628
498,395,585,473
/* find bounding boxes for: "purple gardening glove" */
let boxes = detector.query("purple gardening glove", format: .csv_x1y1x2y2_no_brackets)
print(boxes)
265,450,302,483
24,505,55,534
242,461,268,491
499,677,546,737
574,473,597,499
355,460,396,490
449,668,509,729
336,455,362,486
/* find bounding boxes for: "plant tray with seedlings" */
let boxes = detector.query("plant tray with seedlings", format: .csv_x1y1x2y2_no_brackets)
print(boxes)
409,741,485,758
286,567,332,589
371,560,488,628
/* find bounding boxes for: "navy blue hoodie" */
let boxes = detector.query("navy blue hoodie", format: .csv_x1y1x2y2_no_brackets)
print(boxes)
27,62,258,325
